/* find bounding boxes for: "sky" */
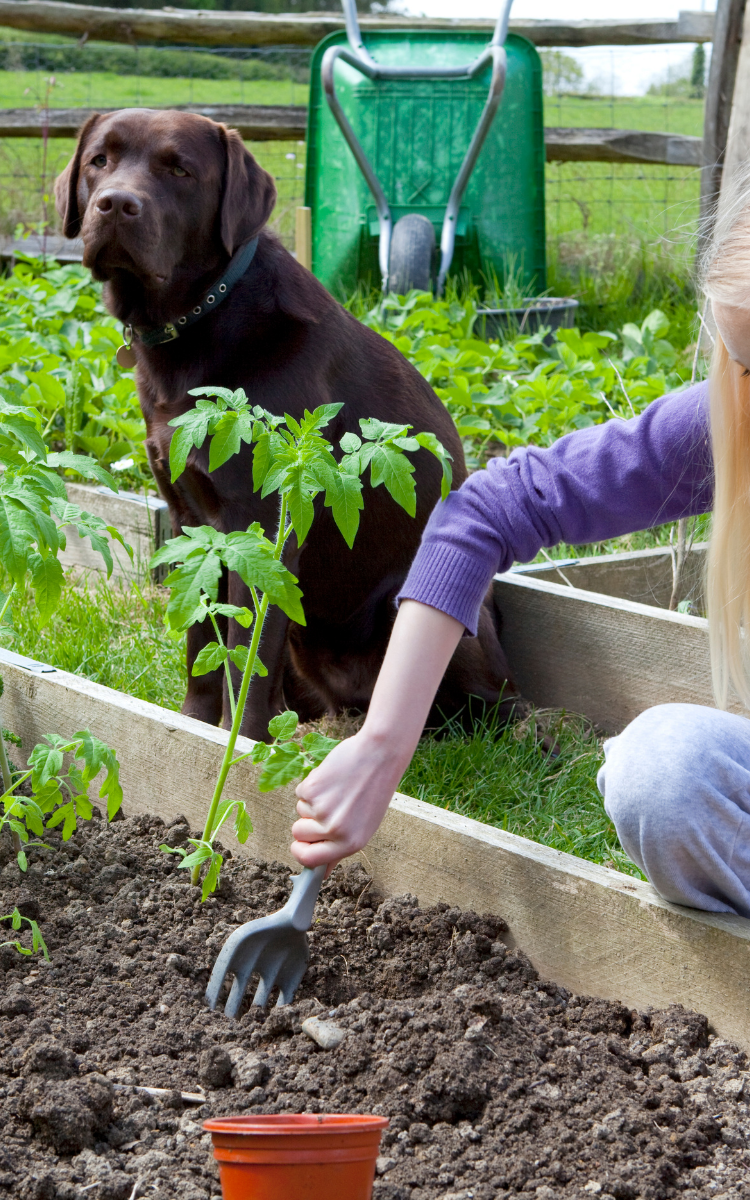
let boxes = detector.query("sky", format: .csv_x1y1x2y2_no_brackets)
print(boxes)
398,0,718,94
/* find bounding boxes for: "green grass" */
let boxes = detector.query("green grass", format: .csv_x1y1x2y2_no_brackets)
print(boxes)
0,136,306,241
2,567,643,880
401,707,644,878
3,572,187,711
0,70,308,109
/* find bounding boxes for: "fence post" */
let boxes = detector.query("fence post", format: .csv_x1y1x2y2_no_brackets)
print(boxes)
295,206,312,271
699,0,746,258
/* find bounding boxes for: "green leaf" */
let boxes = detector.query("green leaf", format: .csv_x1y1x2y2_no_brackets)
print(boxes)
46,452,118,492
300,731,340,767
223,528,305,625
212,603,253,628
192,641,228,676
46,800,77,840
251,742,272,763
0,495,36,583
339,431,362,454
285,462,316,544
415,431,454,501
258,741,306,792
30,553,64,625
202,850,223,901
268,710,298,740
29,739,64,788
368,444,416,517
234,801,252,844
2,413,46,460
208,410,241,472
163,549,224,631
326,470,364,549
16,849,27,871
228,644,248,673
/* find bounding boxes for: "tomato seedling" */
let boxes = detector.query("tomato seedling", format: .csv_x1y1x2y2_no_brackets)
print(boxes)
153,388,451,899
0,397,130,954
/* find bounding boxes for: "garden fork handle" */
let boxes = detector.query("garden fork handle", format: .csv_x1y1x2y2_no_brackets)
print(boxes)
285,864,327,932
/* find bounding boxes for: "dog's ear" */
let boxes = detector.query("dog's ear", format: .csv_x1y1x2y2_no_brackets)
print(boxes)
219,126,277,256
55,113,101,238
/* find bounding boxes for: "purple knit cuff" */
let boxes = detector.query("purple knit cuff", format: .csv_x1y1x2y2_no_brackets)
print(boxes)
396,543,495,637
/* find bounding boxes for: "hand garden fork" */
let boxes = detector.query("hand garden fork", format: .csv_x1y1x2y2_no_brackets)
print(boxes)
205,864,327,1017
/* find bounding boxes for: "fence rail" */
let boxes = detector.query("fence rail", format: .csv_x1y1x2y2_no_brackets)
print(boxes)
0,104,307,141
0,1,715,49
2,105,704,169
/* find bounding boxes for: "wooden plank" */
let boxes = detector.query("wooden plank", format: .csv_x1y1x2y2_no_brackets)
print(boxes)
2,646,750,1049
0,104,307,141
493,569,741,735
511,544,706,610
545,126,702,166
0,106,700,169
0,2,715,49
699,0,745,248
60,482,171,581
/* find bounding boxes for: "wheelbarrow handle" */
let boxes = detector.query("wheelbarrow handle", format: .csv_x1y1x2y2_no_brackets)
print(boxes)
285,863,327,932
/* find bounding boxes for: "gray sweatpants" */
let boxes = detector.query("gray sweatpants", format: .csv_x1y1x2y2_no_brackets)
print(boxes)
598,703,750,918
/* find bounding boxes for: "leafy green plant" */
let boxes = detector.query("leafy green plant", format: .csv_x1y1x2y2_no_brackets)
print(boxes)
0,255,147,490
152,387,452,900
0,907,48,960
1,729,122,870
353,290,695,467
0,397,129,944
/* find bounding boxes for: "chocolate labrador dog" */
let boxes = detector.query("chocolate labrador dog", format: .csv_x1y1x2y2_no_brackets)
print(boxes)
55,108,519,740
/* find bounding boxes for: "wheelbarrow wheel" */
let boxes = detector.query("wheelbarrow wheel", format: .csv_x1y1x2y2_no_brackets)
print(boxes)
388,214,435,295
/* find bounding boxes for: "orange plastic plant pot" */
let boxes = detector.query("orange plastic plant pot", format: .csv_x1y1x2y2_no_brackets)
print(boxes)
204,1113,389,1200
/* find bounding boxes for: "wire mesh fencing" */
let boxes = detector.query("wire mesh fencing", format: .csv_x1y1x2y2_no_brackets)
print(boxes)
0,40,311,247
0,34,706,280
543,43,704,286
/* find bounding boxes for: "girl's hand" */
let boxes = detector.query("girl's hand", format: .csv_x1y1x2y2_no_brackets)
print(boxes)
292,729,408,874
291,600,464,872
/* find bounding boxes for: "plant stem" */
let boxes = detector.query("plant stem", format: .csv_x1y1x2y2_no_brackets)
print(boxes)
0,583,20,854
0,583,17,625
0,718,20,856
191,494,290,885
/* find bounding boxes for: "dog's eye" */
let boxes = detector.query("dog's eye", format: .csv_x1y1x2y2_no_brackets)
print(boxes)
171,166,188,177
91,154,107,168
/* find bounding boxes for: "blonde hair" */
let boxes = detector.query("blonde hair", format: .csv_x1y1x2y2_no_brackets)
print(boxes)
702,174,750,708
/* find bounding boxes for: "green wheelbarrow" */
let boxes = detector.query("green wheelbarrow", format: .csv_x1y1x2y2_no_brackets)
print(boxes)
304,0,545,297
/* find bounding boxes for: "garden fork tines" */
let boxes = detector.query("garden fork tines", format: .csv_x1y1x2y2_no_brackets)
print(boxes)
205,864,327,1018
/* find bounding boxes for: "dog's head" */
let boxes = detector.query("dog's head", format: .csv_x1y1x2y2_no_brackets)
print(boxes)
55,109,277,292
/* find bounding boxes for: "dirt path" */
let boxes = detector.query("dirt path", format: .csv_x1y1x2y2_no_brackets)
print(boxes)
1,808,749,1200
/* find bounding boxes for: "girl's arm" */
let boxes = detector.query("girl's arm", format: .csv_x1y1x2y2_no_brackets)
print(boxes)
292,600,463,870
293,381,713,868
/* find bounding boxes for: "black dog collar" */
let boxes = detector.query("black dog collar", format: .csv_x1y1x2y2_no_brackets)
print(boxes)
130,237,259,349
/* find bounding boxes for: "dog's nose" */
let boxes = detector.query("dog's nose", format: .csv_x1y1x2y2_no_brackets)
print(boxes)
95,189,143,219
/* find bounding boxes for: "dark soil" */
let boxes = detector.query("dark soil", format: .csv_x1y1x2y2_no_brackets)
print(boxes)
1,809,750,1200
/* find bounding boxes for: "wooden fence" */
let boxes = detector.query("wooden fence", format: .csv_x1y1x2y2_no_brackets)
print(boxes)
0,0,743,234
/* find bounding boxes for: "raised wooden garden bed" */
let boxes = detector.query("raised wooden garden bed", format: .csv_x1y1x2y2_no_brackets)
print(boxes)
61,482,171,581
2,645,749,1052
493,545,726,734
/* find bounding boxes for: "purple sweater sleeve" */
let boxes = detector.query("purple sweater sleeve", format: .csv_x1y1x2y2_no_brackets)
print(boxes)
399,380,712,635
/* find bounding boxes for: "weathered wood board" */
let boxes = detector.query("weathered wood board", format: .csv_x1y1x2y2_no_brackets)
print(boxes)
494,546,731,734
61,483,171,581
0,3,716,50
2,648,750,1051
